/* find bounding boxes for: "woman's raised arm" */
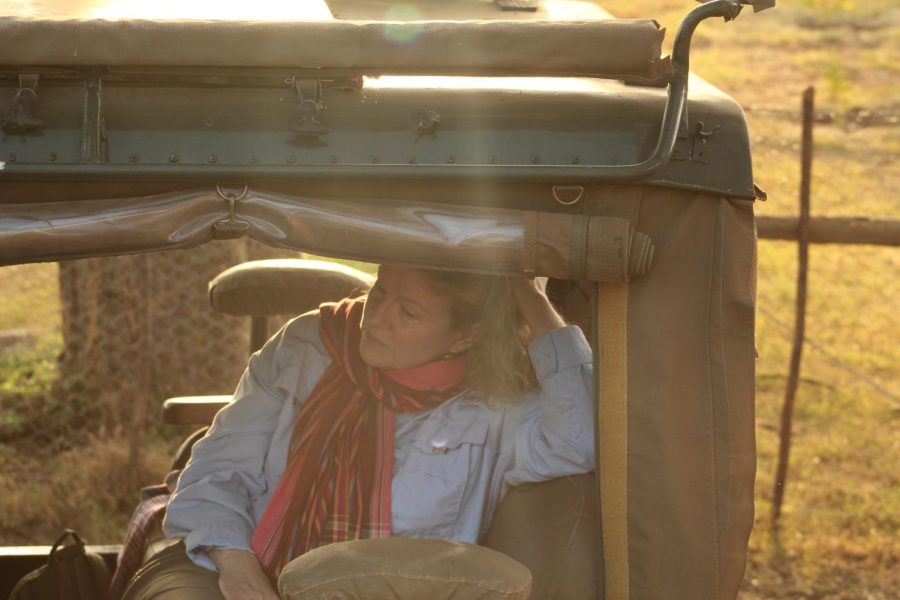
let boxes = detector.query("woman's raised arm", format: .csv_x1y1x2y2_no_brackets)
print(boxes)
503,278,594,485
511,277,567,338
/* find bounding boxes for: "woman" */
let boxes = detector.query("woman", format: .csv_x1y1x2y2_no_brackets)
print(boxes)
130,265,593,600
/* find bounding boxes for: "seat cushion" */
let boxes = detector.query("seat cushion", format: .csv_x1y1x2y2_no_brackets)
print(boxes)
481,474,599,600
277,538,531,600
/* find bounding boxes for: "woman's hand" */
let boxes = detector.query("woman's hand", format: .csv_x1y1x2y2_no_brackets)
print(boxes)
512,277,566,338
208,548,280,600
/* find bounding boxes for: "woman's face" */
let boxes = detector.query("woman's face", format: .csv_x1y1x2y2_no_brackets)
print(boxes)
359,266,473,370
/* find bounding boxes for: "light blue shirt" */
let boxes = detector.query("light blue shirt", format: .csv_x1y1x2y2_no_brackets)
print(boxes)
163,312,594,570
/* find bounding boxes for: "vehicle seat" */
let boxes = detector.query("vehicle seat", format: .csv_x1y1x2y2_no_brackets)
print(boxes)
481,475,599,599
161,260,600,599
161,258,374,426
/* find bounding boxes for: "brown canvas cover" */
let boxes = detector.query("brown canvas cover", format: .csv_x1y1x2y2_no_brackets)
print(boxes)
485,187,755,600
592,185,756,600
0,17,671,81
0,188,655,282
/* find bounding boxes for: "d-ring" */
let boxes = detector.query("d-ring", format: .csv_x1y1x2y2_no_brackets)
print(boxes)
552,185,584,206
216,183,249,202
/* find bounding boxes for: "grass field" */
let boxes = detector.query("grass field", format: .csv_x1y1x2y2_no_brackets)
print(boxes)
1,1,898,598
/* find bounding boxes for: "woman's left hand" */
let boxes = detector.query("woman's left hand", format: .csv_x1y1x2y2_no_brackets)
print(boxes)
512,277,566,338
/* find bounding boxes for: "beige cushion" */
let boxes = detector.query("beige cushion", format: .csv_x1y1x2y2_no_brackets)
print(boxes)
0,18,671,84
277,538,531,600
208,258,373,317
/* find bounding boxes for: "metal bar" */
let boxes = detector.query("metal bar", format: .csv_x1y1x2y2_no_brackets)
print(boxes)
0,162,673,183
772,86,814,525
757,215,900,246
250,316,269,354
80,70,104,162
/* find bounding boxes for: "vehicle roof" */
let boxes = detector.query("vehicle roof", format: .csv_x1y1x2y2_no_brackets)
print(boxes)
0,0,754,199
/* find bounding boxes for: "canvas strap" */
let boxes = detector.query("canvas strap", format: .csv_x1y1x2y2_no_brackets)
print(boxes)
595,281,629,599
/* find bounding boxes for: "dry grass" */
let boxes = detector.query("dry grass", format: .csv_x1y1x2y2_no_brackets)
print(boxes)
0,433,178,545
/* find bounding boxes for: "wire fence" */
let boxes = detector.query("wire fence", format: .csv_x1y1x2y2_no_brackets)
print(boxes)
0,240,297,452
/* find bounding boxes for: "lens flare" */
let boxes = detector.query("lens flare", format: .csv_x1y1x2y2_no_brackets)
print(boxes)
383,4,424,45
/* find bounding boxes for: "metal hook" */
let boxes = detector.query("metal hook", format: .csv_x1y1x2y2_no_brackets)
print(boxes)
2,75,43,134
553,185,585,206
216,183,249,203
292,79,329,137
214,184,250,239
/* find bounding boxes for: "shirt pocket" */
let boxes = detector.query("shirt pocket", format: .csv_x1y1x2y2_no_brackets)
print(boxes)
391,417,489,538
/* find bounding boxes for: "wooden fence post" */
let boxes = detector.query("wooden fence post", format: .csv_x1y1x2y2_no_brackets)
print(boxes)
771,86,815,525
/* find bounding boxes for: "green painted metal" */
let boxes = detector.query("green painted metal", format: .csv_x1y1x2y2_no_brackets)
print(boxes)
0,0,757,200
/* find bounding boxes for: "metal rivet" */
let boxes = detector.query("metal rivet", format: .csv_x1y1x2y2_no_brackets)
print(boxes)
329,155,338,163
129,153,139,163
204,119,214,128
407,157,416,164
447,155,455,164
370,156,379,164
208,154,217,164
48,152,57,161
287,154,296,164
7,153,16,162
489,156,497,164
571,155,581,164
531,155,540,164
250,156,258,164
168,154,179,163
699,138,707,145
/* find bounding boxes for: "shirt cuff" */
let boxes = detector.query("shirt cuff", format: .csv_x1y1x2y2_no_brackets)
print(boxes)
183,521,254,571
528,324,592,382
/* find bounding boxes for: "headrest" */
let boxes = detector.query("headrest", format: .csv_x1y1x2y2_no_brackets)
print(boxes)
208,259,374,317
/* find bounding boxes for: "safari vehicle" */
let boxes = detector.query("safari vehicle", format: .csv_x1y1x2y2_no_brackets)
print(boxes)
0,0,772,598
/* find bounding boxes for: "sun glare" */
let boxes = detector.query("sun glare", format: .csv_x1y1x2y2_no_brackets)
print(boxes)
84,0,333,20
363,76,603,93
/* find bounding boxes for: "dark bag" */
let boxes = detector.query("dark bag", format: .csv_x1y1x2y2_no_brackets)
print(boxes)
7,530,112,600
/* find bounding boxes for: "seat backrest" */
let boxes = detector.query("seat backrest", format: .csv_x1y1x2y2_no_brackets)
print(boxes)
481,474,600,600
208,258,374,353
208,258,374,318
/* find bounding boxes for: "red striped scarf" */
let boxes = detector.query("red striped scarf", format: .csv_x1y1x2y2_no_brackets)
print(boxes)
250,297,468,577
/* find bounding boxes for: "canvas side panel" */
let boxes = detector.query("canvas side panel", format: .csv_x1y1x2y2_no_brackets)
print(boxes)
712,198,757,598
588,186,721,600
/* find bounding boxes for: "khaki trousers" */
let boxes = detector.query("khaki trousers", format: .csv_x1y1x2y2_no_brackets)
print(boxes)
121,542,224,600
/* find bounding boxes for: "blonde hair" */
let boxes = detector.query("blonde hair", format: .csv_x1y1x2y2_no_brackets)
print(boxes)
420,270,537,400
